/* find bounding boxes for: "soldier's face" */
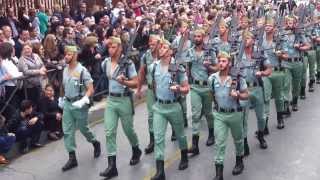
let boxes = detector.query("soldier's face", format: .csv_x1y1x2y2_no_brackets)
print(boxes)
149,38,159,52
159,44,171,59
286,20,294,28
108,43,121,57
65,51,75,64
218,58,229,70
219,25,227,35
265,25,274,33
193,33,203,45
245,37,254,47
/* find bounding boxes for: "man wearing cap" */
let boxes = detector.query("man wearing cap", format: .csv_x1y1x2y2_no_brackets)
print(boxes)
277,15,310,112
59,45,101,172
209,51,249,180
150,39,189,180
99,37,141,179
241,31,272,155
261,17,286,132
186,28,218,156
136,34,160,154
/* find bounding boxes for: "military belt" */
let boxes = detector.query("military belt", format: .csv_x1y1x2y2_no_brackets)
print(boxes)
215,107,243,113
65,96,81,103
109,92,130,97
287,57,302,62
155,97,178,104
147,84,153,89
273,67,285,71
246,82,259,87
193,79,208,86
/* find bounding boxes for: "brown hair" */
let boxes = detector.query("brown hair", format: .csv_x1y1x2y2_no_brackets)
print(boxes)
43,34,58,60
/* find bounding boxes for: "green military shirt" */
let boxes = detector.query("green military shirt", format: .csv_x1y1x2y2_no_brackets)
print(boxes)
141,49,158,85
63,63,93,99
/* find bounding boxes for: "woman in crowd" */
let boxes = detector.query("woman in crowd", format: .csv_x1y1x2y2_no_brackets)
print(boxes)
39,84,63,141
18,43,47,109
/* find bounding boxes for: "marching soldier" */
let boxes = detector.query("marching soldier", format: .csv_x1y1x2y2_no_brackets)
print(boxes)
186,28,218,156
136,34,161,154
277,15,310,112
150,39,189,180
99,37,141,179
209,51,249,180
241,31,272,155
262,17,286,132
59,46,101,171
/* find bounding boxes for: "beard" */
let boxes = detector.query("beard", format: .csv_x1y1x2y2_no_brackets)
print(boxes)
195,41,202,46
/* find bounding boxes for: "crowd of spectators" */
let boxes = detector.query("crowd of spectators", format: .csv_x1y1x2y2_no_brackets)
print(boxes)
0,0,297,164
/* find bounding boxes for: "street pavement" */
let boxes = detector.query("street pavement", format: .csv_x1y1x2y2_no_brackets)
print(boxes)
1,86,320,180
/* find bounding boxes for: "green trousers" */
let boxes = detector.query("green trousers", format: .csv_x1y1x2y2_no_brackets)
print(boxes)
146,89,155,133
191,86,214,135
180,95,187,121
243,86,266,137
264,71,286,117
315,47,320,73
214,111,244,165
302,50,316,86
283,68,292,103
153,102,187,160
62,101,97,153
287,62,303,99
104,96,139,156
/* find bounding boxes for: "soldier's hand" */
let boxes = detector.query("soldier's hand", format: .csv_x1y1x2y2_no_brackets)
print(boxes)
293,44,301,49
203,60,211,67
255,71,262,77
275,51,282,57
170,85,180,93
230,89,239,99
136,90,143,99
116,74,127,84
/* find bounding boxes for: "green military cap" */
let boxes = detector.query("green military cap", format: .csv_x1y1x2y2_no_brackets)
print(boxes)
160,38,171,47
193,28,206,35
265,16,274,26
64,45,78,53
109,36,122,45
149,34,161,41
217,51,231,60
243,30,254,39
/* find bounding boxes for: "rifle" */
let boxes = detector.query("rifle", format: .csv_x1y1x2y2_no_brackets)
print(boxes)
204,13,223,60
228,9,241,57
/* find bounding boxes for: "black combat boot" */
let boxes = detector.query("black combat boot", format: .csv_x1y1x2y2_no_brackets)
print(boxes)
99,156,118,179
206,128,215,146
151,160,165,180
292,97,299,111
317,73,320,84
145,132,154,154
300,86,306,99
129,146,142,165
62,151,78,171
184,113,188,127
188,135,199,156
213,164,224,180
255,117,269,136
178,149,188,170
283,101,291,117
277,112,285,129
257,131,268,149
232,156,244,175
92,140,101,158
244,138,250,157
171,129,176,141
309,79,315,92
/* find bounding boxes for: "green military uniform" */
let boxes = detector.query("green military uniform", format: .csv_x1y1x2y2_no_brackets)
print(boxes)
62,62,97,152
141,50,157,135
149,60,188,160
315,22,320,82
301,24,317,95
186,47,215,147
280,29,307,110
208,71,246,178
262,35,286,130
102,57,140,157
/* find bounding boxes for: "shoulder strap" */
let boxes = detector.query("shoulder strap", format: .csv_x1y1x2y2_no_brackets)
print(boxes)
79,68,84,97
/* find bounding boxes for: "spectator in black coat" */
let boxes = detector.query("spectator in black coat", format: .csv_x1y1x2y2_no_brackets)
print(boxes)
0,8,10,29
39,84,63,141
0,115,15,164
6,7,20,39
7,100,44,154
73,3,92,22
14,29,30,58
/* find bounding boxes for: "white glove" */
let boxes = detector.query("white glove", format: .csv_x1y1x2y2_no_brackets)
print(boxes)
72,96,90,108
58,97,65,109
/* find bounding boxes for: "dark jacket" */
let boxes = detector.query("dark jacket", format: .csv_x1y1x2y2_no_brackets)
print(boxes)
39,96,62,121
7,110,43,133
